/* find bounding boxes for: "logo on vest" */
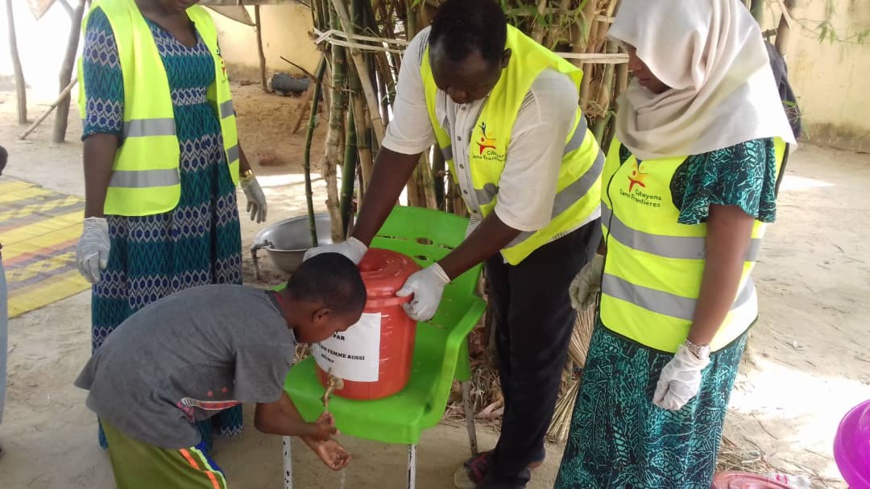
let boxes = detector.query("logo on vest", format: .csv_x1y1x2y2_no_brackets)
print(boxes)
621,160,662,208
627,160,647,192
474,122,506,162
477,122,496,154
215,46,228,81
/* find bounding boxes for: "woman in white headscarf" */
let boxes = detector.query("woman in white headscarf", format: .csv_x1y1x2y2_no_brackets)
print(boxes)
556,1,795,487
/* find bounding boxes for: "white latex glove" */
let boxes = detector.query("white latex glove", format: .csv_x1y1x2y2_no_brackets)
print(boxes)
569,254,604,310
240,174,267,223
76,217,111,284
653,345,711,411
396,263,450,321
303,237,368,265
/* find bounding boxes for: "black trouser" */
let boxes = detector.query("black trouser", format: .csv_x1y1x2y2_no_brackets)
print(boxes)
484,219,601,488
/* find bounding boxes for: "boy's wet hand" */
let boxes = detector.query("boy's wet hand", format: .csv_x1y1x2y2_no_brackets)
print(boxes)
316,411,336,427
302,436,352,471
307,412,338,441
313,439,352,471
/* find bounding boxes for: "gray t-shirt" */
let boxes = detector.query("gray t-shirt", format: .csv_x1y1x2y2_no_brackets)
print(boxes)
75,284,296,449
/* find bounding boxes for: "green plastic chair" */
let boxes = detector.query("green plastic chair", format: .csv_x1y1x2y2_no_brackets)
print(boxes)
281,206,485,489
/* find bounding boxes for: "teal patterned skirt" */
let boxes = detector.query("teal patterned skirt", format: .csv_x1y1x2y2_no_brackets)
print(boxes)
555,324,747,488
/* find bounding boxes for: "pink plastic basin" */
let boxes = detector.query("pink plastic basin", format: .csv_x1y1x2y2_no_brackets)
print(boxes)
834,399,870,489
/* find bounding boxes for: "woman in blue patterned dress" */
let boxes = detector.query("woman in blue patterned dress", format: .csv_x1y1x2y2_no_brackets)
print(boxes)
75,0,268,450
556,1,796,487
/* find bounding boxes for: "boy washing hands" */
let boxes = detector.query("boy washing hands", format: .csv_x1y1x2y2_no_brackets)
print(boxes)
75,254,366,488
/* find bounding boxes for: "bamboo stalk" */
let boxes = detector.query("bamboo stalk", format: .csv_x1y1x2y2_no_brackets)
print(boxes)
577,0,599,102
416,153,437,209
593,0,617,51
616,59,629,95
592,40,618,142
52,0,85,143
431,146,445,210
446,171,455,214
774,1,795,57
406,159,425,207
352,93,374,195
6,0,26,124
404,0,417,37
532,0,549,43
329,0,386,143
340,107,358,236
451,178,466,217
304,57,328,248
348,0,375,196
323,4,348,241
292,84,316,135
377,67,391,123
548,0,573,49
750,0,765,24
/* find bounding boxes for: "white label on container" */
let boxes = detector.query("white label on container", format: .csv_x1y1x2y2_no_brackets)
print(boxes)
312,312,381,382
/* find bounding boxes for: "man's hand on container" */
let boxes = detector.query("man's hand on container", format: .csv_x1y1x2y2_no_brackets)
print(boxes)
302,237,368,265
396,264,450,322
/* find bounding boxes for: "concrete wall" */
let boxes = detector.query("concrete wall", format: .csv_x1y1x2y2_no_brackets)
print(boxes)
765,0,870,151
209,5,321,81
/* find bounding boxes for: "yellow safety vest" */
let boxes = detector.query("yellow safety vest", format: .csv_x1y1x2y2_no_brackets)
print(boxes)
76,0,240,217
599,138,788,353
420,25,603,265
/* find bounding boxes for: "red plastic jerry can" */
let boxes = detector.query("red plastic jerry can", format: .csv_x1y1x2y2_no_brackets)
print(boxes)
313,248,421,400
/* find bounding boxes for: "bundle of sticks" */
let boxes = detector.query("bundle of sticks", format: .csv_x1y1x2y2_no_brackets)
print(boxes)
445,298,599,443
547,300,597,443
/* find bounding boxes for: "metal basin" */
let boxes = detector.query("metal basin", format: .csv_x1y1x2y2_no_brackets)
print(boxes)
251,213,333,278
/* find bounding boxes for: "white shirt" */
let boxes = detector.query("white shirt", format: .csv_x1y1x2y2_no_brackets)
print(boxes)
382,28,580,233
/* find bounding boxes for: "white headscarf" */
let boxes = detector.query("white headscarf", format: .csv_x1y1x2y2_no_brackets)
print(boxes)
609,0,796,160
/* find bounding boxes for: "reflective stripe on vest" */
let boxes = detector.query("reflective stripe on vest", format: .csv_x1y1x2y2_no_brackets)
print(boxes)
505,150,605,248
602,273,756,322
76,0,239,216
109,169,180,188
219,99,235,119
124,118,176,138
598,137,787,353
420,25,603,265
442,114,597,209
601,203,763,261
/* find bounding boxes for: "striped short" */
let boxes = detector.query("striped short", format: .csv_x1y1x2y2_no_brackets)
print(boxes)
102,421,227,489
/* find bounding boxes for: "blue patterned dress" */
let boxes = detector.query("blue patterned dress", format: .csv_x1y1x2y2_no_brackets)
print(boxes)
556,139,779,488
81,8,243,451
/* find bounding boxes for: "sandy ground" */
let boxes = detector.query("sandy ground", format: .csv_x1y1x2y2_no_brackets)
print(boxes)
0,84,868,489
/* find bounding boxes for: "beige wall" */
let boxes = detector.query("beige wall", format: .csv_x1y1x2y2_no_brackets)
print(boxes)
209,5,321,81
765,0,870,151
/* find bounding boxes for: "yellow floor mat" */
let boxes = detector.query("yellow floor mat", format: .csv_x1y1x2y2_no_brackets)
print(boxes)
0,177,89,318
